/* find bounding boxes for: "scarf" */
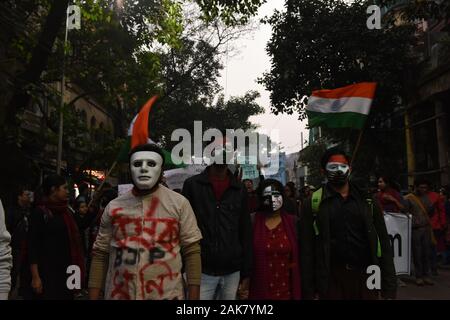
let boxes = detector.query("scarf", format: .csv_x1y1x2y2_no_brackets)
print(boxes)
249,211,301,300
376,188,402,212
38,200,85,288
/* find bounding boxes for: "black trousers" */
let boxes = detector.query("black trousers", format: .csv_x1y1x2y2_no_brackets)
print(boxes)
412,226,431,278
322,264,379,300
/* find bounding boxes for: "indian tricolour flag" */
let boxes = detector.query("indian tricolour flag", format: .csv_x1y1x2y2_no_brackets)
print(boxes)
115,96,184,167
306,82,377,129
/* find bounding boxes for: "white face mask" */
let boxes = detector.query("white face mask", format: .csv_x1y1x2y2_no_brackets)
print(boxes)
130,151,163,190
263,186,283,212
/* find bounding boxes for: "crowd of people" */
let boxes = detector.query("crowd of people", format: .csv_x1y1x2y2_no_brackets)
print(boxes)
376,176,449,286
0,143,449,300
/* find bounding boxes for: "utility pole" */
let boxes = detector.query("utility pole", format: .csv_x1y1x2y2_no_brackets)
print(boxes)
56,6,71,175
404,110,415,188
56,3,80,174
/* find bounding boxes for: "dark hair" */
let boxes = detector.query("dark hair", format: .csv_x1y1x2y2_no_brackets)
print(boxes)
257,179,284,199
13,186,27,202
285,182,296,197
379,175,401,192
414,178,431,187
78,182,89,193
129,143,165,166
74,199,87,211
320,147,350,170
243,179,253,184
100,188,118,208
42,174,66,197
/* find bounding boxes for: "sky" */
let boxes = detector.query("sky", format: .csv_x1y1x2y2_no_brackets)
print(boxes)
217,0,309,155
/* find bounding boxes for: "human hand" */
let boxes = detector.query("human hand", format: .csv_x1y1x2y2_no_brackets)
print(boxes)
31,277,43,295
238,278,250,300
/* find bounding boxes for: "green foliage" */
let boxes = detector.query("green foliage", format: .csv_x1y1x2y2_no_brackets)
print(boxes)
196,0,265,25
1,0,264,195
259,0,418,183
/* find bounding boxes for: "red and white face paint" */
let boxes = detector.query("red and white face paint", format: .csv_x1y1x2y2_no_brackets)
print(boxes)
325,155,350,186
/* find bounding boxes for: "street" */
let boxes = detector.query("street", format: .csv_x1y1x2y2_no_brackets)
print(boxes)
398,266,450,300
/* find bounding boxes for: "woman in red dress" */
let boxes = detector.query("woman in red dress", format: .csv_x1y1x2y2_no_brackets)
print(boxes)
246,179,301,300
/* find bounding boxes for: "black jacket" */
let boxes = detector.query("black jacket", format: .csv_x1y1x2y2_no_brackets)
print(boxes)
182,167,252,278
299,182,397,299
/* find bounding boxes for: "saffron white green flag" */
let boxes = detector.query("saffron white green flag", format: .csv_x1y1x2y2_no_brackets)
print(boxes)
306,82,377,129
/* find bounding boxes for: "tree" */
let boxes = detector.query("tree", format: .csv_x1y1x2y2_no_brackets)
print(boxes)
1,0,265,131
0,0,265,202
259,0,417,184
377,0,450,22
2,0,70,131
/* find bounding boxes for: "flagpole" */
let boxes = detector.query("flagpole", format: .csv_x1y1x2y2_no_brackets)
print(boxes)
350,129,364,167
88,160,117,208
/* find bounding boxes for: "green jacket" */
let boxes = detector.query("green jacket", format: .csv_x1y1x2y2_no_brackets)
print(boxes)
299,183,397,299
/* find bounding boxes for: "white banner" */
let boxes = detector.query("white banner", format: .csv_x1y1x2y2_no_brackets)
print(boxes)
164,164,207,191
384,212,412,275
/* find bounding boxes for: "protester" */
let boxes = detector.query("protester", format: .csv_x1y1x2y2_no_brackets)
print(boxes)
88,143,202,300
299,147,396,300
298,186,312,208
76,182,90,204
243,179,258,214
404,179,436,286
27,174,85,300
73,201,89,251
182,138,252,300
0,199,12,300
87,188,118,260
5,187,32,296
284,182,298,215
376,176,406,213
376,176,407,287
73,199,99,293
245,179,301,300
411,180,445,276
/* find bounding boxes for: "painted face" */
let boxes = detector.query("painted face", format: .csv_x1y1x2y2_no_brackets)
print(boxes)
130,151,163,190
325,155,350,186
262,185,283,212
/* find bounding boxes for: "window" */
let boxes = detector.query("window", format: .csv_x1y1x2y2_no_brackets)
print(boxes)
90,116,97,129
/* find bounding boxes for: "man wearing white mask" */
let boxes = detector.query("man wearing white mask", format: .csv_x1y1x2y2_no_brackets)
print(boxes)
182,138,252,300
88,144,202,300
0,199,12,300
